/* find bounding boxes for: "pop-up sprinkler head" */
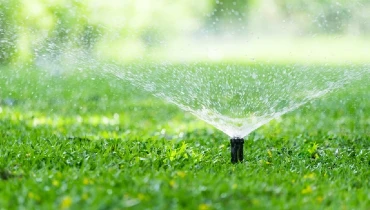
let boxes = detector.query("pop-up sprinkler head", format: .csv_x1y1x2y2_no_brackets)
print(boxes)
230,137,244,163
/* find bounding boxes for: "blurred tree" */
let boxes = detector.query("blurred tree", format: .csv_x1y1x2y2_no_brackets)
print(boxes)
275,0,368,34
206,0,256,33
0,0,19,64
37,1,102,57
0,0,212,63
1,0,369,65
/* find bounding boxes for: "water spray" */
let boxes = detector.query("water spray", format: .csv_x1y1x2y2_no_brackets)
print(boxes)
230,137,244,163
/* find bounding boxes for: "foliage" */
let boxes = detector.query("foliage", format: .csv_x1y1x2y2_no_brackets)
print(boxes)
0,0,19,64
276,0,370,34
205,0,255,32
0,0,212,63
1,0,370,64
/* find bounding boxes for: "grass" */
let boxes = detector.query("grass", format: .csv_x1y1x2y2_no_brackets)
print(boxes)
0,63,370,209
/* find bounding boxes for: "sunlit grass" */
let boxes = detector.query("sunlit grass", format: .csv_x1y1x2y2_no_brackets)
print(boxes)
1,63,370,209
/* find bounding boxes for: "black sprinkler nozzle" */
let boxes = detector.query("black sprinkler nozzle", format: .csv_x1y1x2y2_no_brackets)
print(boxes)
230,137,244,163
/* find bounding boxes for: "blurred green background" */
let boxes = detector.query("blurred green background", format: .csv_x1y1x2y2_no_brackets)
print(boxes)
1,0,370,64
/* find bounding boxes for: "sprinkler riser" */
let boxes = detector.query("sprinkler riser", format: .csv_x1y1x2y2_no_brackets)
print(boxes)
230,137,244,163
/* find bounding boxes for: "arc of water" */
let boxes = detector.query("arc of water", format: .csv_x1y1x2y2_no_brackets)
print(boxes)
105,63,369,138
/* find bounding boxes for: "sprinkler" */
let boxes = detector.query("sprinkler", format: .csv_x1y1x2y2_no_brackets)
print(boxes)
230,137,244,163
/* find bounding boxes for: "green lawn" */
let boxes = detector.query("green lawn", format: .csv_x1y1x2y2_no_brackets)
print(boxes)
0,63,370,209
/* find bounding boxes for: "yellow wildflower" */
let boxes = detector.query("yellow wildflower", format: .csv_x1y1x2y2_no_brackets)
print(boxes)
177,171,186,178
60,196,72,209
83,178,92,185
137,193,147,201
169,180,176,188
301,186,313,194
316,196,324,203
198,203,210,210
303,173,316,180
52,180,60,187
28,192,41,201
